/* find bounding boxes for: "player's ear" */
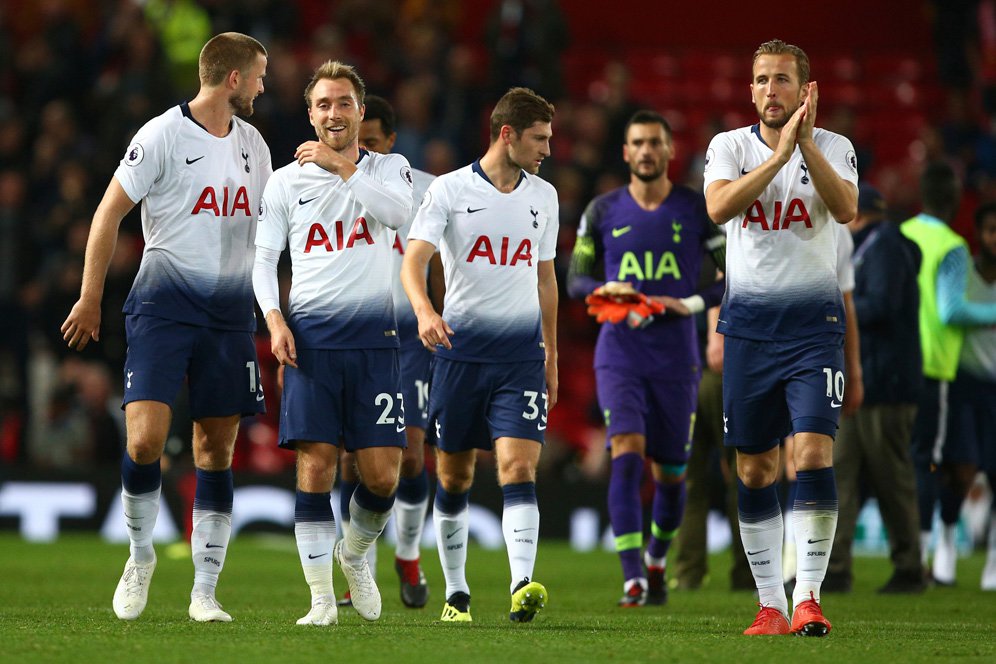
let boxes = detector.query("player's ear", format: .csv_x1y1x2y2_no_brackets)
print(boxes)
227,69,240,91
501,125,515,145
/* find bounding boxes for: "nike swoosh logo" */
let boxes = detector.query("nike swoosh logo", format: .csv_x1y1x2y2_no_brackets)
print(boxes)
256,392,265,402
746,549,769,556
740,167,750,175
466,207,486,214
396,425,405,433
124,513,139,519
807,538,830,544
513,528,535,533
445,528,463,539
299,196,319,205
186,156,205,164
830,401,842,408
205,543,224,549
611,226,632,238
308,552,328,559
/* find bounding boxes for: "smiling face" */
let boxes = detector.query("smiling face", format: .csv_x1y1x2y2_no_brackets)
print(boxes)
750,53,804,129
307,77,364,151
229,53,267,118
505,121,552,174
623,121,672,183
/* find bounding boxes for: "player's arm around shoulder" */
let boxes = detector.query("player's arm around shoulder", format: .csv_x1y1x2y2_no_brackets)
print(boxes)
346,152,415,231
537,258,559,409
61,177,137,351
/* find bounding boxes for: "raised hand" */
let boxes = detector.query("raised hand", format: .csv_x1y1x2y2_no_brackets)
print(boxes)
797,82,818,143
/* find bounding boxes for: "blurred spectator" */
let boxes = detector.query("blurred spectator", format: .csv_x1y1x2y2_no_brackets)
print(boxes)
484,0,569,99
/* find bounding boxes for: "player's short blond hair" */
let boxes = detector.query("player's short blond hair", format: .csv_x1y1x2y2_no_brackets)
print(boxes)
198,32,267,87
489,87,555,141
753,39,810,85
304,61,366,108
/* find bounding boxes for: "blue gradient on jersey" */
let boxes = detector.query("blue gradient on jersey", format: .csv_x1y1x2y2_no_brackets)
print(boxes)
290,294,399,350
436,312,544,363
396,307,421,347
124,250,256,330
718,282,845,340
586,186,712,376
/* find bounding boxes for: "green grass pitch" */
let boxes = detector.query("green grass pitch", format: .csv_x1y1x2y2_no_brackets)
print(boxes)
1,535,993,663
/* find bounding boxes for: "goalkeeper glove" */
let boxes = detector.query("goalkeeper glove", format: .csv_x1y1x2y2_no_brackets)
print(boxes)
585,293,664,327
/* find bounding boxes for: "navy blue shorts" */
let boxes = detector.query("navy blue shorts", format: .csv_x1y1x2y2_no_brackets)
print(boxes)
400,342,431,430
123,314,263,419
428,357,547,453
595,366,697,466
722,334,845,452
279,348,406,451
942,370,996,472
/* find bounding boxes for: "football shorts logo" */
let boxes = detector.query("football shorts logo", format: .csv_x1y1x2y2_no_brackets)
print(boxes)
401,165,414,187
125,144,144,167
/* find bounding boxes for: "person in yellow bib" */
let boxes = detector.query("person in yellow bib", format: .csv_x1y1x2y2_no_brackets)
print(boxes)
900,162,996,585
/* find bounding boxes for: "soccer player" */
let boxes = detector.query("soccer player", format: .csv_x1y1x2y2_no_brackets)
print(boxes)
334,94,438,609
252,61,414,625
703,39,859,637
401,87,558,623
61,32,269,623
566,110,726,607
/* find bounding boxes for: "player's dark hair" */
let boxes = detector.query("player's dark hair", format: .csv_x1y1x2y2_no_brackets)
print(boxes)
920,161,960,221
198,33,267,87
974,201,996,228
304,60,366,108
490,87,555,141
753,39,810,85
362,94,396,137
624,110,672,141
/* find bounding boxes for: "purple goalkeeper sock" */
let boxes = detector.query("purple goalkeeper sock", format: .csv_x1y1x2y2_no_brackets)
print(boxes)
647,479,686,560
608,452,645,581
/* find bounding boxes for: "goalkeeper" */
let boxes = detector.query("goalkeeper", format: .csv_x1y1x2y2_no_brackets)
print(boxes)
567,110,726,607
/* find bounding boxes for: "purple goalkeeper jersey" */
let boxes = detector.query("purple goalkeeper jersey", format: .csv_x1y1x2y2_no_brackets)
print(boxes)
568,184,725,379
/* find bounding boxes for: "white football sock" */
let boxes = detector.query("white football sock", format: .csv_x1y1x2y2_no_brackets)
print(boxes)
122,487,160,564
740,512,786,615
434,506,470,597
394,497,428,561
503,502,540,593
792,506,838,607
295,520,336,601
343,495,390,565
191,508,232,596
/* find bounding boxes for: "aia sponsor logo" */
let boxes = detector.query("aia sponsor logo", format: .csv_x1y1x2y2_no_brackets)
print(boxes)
191,186,252,217
741,198,812,230
466,235,532,266
303,217,375,253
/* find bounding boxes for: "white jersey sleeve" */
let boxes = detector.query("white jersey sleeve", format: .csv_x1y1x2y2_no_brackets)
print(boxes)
391,168,436,346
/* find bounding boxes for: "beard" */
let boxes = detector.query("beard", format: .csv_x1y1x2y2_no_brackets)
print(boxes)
631,162,665,182
230,91,255,118
758,103,799,129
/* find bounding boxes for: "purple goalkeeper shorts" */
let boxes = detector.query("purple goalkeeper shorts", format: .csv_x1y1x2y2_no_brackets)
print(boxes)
595,366,697,466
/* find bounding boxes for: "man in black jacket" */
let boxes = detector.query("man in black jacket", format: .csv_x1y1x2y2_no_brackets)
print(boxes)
826,183,926,593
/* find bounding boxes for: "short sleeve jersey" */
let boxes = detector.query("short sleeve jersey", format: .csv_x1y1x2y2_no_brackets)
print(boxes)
390,168,436,347
255,149,413,349
115,103,272,331
407,161,559,362
576,185,718,377
703,124,858,340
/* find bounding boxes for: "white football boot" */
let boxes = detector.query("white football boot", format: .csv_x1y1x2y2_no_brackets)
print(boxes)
113,555,157,620
334,540,381,621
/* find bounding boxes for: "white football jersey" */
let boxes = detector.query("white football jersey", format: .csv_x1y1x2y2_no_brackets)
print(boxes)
408,161,559,362
390,168,436,347
256,149,414,349
115,103,272,330
703,125,858,340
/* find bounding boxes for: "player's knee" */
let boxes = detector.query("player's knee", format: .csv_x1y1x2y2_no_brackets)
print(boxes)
736,459,778,488
126,439,163,465
498,458,535,485
438,468,473,494
400,453,424,478
610,433,645,456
